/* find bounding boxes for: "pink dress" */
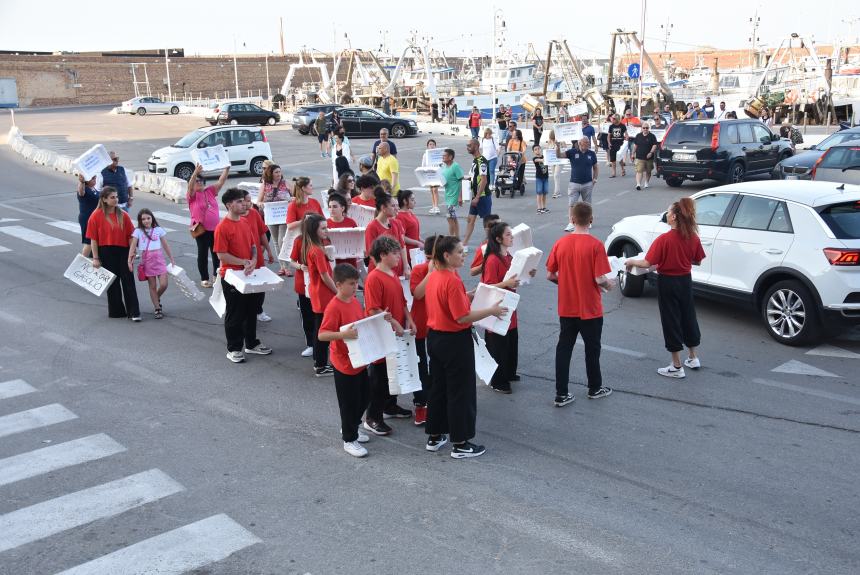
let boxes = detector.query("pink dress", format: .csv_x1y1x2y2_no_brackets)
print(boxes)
187,186,220,231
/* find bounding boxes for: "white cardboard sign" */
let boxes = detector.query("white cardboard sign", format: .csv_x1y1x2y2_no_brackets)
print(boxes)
544,148,568,166
554,122,584,143
63,254,116,297
342,312,399,368
472,282,519,336
409,248,427,266
263,201,290,226
504,247,544,286
386,332,422,395
401,276,414,311
414,167,444,187
191,145,230,171
422,148,444,167
209,276,226,318
461,179,472,202
570,101,589,116
472,330,498,385
73,145,112,181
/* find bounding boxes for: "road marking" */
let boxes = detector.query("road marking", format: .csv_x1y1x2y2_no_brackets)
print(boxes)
46,220,83,234
55,514,261,575
0,203,54,221
0,379,37,400
771,359,839,378
617,190,631,196
41,331,89,352
153,211,191,226
113,360,171,385
806,344,860,360
594,198,611,205
0,433,126,487
753,378,860,406
0,244,10,253
0,225,70,247
0,218,21,223
602,344,648,358
0,404,78,439
0,310,24,324
0,469,184,554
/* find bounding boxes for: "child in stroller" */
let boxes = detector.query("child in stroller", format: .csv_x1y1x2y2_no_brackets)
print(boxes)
495,151,526,198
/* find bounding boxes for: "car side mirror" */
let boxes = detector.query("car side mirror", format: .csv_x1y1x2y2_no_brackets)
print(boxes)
771,134,780,142
197,143,207,148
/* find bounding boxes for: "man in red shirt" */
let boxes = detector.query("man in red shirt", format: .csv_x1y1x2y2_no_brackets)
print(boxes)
241,190,275,323
214,188,273,364
546,202,614,406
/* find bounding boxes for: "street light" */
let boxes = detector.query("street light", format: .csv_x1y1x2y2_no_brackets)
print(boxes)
233,37,240,99
492,9,505,125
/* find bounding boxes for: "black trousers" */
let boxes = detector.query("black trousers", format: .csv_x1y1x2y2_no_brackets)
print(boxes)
657,274,701,353
312,312,330,368
297,295,314,347
221,278,260,352
485,328,518,389
555,317,603,396
414,337,429,405
100,245,140,318
194,230,219,281
427,329,476,443
533,127,543,147
366,361,395,422
334,367,370,442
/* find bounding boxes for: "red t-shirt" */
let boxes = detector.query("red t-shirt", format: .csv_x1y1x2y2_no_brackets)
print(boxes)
469,112,482,128
481,252,517,329
395,210,420,266
290,237,305,295
470,241,487,270
365,218,406,277
319,295,366,376
426,268,471,332
364,268,407,326
214,216,257,278
286,198,322,224
307,244,335,313
352,195,375,208
645,229,706,276
327,216,359,269
242,207,267,268
546,233,611,319
86,209,134,247
409,262,430,339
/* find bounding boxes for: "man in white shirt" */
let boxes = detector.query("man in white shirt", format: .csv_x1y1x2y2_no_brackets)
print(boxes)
715,101,728,120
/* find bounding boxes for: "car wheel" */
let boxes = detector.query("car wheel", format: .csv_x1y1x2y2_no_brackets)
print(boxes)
728,161,746,183
761,280,821,346
298,127,310,135
664,176,683,187
137,107,147,116
174,163,195,181
391,123,407,138
229,119,239,126
250,157,267,177
267,117,277,126
170,106,179,115
619,243,645,297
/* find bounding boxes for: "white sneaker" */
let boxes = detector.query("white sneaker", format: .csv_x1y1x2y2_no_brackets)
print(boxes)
657,364,685,379
226,350,246,363
257,312,272,322
343,441,368,457
357,429,370,443
200,280,213,288
644,182,650,189
564,223,576,232
301,346,314,357
684,357,701,370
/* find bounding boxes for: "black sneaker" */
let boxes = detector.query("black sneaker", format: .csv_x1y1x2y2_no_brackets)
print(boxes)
363,419,392,436
382,404,412,419
588,387,613,399
510,374,521,382
554,394,575,407
451,441,486,459
426,434,449,452
636,185,642,191
491,384,512,394
314,365,334,377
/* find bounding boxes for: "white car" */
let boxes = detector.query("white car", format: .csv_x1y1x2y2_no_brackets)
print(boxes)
121,97,181,116
147,125,272,181
605,181,860,345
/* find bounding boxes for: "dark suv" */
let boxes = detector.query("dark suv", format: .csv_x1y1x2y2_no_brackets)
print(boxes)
291,104,344,135
656,119,794,187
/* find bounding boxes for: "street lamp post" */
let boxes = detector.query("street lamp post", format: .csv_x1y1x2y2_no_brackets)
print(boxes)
637,0,647,116
492,9,505,128
233,37,240,99
164,48,172,100
265,53,271,101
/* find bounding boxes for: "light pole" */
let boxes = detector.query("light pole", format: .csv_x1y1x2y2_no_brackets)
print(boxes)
164,48,172,100
660,18,673,53
491,9,505,126
232,37,240,99
637,0,646,116
265,52,271,101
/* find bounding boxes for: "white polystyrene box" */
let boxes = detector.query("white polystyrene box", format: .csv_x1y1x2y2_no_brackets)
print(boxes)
510,223,533,253
328,227,366,259
350,204,376,229
73,144,112,181
224,267,285,294
504,247,543,285
472,282,520,336
166,264,205,302
341,312,398,368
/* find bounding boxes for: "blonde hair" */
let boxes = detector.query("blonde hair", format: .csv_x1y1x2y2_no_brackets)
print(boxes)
292,177,311,203
96,186,124,230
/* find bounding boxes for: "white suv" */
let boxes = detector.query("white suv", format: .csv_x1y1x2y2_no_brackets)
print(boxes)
605,181,860,345
147,125,272,181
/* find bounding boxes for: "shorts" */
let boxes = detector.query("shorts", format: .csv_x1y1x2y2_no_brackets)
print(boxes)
317,132,329,143
446,204,459,219
608,145,622,162
568,181,594,205
635,159,654,173
535,178,549,195
468,194,492,218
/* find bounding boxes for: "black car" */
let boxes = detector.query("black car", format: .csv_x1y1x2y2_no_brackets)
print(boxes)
291,104,344,135
216,103,280,126
656,119,794,186
325,107,418,138
777,127,860,180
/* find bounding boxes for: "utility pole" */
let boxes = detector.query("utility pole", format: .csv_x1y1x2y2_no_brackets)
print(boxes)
638,0,647,116
265,53,271,100
748,11,761,68
279,17,285,57
164,48,172,100
492,9,505,127
660,18,673,53
233,37,240,99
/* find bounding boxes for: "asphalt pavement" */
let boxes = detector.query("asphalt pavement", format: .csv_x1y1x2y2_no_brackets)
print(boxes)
0,108,858,574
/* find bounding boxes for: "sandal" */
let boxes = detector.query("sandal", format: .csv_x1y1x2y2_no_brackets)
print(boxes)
276,269,287,276
154,307,164,320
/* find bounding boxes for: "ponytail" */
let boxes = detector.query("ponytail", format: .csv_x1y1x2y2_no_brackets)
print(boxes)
672,197,698,239
293,177,311,203
432,235,461,266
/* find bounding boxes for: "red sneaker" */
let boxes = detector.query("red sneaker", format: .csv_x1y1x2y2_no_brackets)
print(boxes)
413,404,427,426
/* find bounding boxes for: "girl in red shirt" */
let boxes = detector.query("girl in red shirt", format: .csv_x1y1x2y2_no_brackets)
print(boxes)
626,198,705,379
289,236,314,359
409,235,441,426
326,192,359,270
365,189,410,278
395,189,424,265
300,213,337,376
424,236,507,459
87,187,141,320
285,176,322,260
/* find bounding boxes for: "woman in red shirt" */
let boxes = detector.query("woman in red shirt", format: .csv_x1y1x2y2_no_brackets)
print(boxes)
364,190,410,278
468,106,482,139
626,198,705,379
87,187,141,320
395,189,423,265
409,235,440,426
425,236,507,459
285,176,322,258
301,213,337,377
326,192,359,270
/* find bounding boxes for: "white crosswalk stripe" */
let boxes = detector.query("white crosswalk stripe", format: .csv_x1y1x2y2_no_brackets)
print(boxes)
0,225,69,247
153,211,191,226
0,433,126,487
47,220,176,234
0,469,184,554
55,514,261,575
0,404,78,439
0,244,10,253
0,379,37,400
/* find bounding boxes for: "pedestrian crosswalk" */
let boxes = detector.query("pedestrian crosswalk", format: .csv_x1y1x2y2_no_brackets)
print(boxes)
0,218,176,254
0,378,260,572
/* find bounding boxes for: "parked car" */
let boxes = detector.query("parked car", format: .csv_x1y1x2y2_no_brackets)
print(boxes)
215,102,280,126
777,127,860,179
120,97,181,116
204,101,239,125
605,181,860,345
147,125,272,181
324,107,418,138
810,140,860,185
291,104,344,135
655,119,794,187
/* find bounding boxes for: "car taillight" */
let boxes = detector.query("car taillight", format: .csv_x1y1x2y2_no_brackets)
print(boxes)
660,123,674,149
710,123,720,151
823,248,860,266
260,130,267,142
214,107,220,113
810,154,825,179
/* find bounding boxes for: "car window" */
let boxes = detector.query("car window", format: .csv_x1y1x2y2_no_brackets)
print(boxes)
230,130,252,146
730,195,779,230
723,123,740,145
695,193,735,226
252,130,264,142
819,146,860,168
752,124,773,144
738,124,757,143
359,110,382,119
174,129,207,148
153,98,162,103
200,132,229,148
818,201,860,239
768,202,793,233
340,109,358,118
664,123,714,146
247,104,261,112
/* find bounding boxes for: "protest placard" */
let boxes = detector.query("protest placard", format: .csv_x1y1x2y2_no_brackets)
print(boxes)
63,254,116,297
190,145,230,171
342,312,398,368
554,122,584,142
414,167,444,187
422,148,444,167
263,201,290,226
544,148,567,166
386,332,422,395
73,145,112,181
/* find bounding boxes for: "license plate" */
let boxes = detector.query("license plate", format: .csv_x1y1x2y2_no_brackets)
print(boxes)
673,153,696,161
785,175,798,180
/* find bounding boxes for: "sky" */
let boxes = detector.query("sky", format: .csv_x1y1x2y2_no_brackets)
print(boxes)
1,1,857,60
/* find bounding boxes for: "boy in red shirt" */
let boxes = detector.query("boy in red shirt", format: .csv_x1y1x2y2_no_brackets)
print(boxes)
241,190,275,323
468,213,499,276
546,202,614,406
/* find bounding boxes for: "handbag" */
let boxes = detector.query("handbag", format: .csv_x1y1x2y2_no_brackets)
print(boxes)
137,229,154,281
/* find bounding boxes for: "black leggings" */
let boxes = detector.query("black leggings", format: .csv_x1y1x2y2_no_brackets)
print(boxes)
194,230,219,281
297,294,314,347
657,274,701,352
427,328,477,443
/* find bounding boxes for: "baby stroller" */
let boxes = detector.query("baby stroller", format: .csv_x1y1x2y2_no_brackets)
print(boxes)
495,152,526,198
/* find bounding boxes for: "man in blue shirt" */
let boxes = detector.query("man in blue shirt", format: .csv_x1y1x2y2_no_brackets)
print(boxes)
581,117,598,150
556,137,598,232
100,151,133,211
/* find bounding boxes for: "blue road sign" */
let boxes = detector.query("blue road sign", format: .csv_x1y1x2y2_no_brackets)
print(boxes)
628,63,640,79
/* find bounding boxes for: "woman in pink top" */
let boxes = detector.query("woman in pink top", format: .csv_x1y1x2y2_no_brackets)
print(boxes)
187,164,229,287
256,163,293,276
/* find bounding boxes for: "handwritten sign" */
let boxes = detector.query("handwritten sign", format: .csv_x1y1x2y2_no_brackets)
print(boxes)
63,254,116,297
191,145,230,171
554,122,583,143
544,148,567,166
570,102,589,116
386,332,422,395
409,248,426,266
263,200,290,226
422,148,444,167
73,145,112,181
